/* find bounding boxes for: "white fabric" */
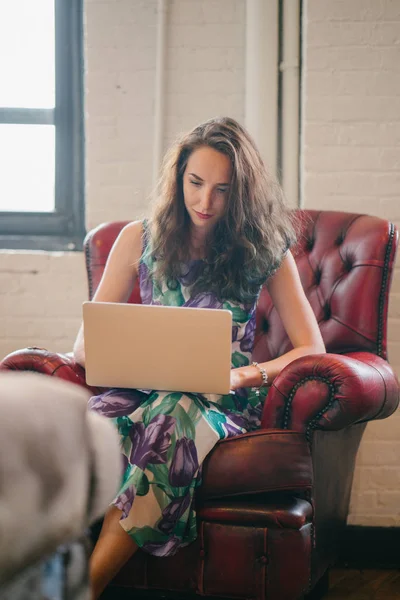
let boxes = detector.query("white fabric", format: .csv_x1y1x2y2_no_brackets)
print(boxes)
0,372,120,585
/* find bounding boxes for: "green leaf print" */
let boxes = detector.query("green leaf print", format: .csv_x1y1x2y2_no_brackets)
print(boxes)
218,393,239,412
128,525,167,547
136,472,150,496
223,302,249,323
248,385,268,406
115,416,133,437
173,404,196,440
188,393,210,413
140,391,159,410
206,410,228,438
186,511,198,539
162,288,185,306
167,432,177,463
121,460,135,488
152,280,164,303
147,462,174,498
152,480,169,511
121,464,149,496
231,351,250,368
186,400,200,425
174,519,190,538
146,392,183,422
121,436,131,458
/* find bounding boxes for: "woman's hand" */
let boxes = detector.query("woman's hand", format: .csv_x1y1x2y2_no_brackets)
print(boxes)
230,368,245,391
230,365,263,391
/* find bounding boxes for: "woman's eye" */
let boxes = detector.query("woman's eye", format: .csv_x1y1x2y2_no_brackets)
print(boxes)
217,188,228,194
190,180,201,186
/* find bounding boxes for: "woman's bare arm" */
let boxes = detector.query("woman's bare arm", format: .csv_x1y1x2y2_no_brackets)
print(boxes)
73,221,143,367
230,251,326,389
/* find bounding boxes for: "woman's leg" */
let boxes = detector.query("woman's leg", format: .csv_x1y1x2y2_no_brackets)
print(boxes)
90,505,138,600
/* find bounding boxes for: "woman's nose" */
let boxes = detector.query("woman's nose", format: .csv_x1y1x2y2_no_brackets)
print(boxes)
200,188,213,212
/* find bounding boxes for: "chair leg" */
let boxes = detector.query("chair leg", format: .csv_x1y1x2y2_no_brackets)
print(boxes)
304,570,329,600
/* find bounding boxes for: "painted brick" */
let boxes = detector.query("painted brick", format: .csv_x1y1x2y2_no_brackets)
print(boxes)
348,490,378,512
364,415,400,442
307,0,400,22
169,0,245,25
307,69,400,100
308,21,400,48
167,24,244,48
347,514,400,527
376,491,400,513
357,467,400,490
165,92,244,118
304,122,400,147
390,271,400,295
305,146,400,172
353,442,400,467
167,46,244,71
308,45,400,71
304,172,400,200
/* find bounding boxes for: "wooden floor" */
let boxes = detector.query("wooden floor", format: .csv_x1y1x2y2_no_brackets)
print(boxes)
325,569,400,599
104,569,400,599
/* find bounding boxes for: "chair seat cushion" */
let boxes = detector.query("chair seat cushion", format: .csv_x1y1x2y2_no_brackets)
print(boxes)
198,496,313,529
199,429,312,501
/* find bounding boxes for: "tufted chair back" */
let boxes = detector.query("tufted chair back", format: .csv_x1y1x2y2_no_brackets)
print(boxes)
84,210,397,363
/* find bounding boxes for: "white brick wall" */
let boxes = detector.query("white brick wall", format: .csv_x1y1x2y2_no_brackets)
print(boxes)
0,251,87,358
0,0,246,361
0,0,399,528
303,0,400,525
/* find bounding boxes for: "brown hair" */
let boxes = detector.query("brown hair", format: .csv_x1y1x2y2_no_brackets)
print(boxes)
149,117,296,302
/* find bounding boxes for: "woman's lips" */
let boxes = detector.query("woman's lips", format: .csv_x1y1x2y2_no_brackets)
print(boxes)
194,210,213,220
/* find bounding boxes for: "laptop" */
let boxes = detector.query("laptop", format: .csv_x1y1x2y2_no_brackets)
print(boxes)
83,301,232,394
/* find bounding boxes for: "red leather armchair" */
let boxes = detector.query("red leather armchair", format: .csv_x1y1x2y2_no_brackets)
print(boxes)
1,210,399,600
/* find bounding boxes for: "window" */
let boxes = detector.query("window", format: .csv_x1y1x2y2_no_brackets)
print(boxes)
0,0,84,250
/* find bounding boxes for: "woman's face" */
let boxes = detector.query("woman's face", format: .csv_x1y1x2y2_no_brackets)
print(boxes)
182,146,232,234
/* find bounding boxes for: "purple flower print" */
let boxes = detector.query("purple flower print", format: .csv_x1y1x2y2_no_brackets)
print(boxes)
224,416,247,437
138,262,153,305
242,403,263,431
185,292,221,310
113,455,136,518
129,414,176,470
169,437,199,487
88,388,144,417
179,261,203,287
114,486,136,519
232,326,239,343
142,535,183,557
158,493,191,535
240,314,256,352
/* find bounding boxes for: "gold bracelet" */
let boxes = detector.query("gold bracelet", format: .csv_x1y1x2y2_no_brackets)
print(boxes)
251,361,268,397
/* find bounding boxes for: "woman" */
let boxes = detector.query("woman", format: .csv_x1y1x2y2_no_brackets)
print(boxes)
73,117,325,599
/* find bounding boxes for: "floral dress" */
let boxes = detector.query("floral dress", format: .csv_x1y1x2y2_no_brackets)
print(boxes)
88,224,268,557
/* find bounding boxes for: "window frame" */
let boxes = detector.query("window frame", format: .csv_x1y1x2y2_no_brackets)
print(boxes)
0,0,85,251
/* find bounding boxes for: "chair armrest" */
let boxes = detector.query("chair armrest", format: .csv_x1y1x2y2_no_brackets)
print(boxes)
199,429,312,502
261,352,399,437
0,347,99,394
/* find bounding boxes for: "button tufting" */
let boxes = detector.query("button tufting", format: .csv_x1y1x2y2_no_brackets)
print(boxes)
323,303,331,320
344,257,353,272
262,320,269,333
314,267,322,285
335,233,345,246
306,238,315,251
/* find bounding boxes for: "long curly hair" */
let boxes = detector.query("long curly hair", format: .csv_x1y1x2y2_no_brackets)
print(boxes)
149,117,297,303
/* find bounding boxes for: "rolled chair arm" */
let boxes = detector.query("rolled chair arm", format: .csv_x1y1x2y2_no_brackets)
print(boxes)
261,352,399,437
0,347,99,394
